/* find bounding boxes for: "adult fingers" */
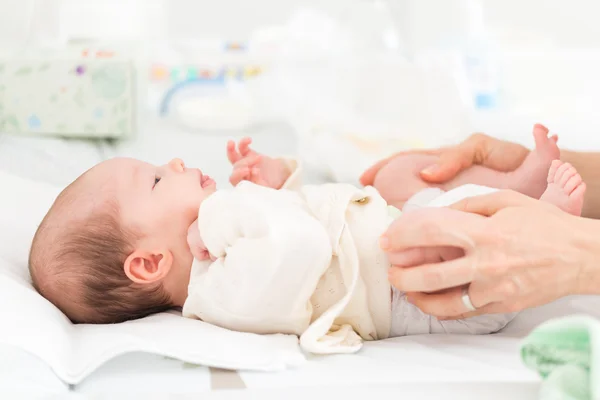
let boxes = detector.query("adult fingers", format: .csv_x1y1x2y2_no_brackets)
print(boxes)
420,133,529,183
388,256,476,293
387,246,463,267
407,278,518,317
480,136,530,172
419,148,473,183
420,134,487,183
387,248,439,267
381,208,482,252
406,287,468,317
449,190,539,217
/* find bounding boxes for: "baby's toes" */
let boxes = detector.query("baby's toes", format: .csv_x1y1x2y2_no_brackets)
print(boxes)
547,160,562,183
559,167,578,188
564,174,583,195
554,162,572,184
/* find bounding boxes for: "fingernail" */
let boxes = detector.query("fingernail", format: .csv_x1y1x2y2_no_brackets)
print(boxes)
421,165,439,176
379,236,390,250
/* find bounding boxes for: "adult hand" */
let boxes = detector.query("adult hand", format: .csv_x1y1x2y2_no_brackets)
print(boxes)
360,133,531,186
383,190,600,318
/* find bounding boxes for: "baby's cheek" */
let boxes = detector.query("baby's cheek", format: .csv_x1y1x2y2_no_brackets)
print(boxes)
184,201,201,222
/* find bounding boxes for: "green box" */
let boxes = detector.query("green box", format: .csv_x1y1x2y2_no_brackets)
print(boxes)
0,59,135,138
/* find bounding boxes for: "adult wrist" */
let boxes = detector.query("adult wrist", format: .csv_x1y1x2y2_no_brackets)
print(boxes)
572,217,600,295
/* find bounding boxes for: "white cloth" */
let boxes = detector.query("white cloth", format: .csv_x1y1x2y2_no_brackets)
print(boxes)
183,160,392,354
404,184,499,211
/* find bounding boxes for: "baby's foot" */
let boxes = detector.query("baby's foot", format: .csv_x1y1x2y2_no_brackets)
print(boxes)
539,160,586,216
507,124,560,198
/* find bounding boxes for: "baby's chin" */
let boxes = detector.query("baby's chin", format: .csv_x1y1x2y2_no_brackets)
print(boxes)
204,183,217,195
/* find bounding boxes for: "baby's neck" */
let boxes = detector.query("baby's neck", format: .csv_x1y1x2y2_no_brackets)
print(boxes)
164,257,198,307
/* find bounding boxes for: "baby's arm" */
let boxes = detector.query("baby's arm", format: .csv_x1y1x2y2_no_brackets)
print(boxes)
183,188,332,334
227,137,296,190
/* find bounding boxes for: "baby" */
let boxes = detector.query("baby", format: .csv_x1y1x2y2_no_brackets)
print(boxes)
29,124,585,354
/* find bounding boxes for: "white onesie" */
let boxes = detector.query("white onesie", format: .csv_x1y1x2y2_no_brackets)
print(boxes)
182,162,515,354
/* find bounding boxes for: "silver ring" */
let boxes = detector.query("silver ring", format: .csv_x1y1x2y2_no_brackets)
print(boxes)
461,286,477,312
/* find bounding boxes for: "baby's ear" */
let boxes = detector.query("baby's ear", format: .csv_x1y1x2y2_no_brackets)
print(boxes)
124,249,173,284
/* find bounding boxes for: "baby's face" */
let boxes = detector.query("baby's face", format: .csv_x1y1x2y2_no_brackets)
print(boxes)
88,157,216,256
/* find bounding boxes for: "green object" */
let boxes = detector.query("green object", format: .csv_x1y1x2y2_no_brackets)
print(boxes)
0,58,134,138
521,315,600,400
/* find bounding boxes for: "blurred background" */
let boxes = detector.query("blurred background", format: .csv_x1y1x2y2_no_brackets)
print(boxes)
1,0,600,186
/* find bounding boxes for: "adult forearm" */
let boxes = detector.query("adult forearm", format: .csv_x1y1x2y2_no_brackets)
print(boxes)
562,150,600,219
573,216,600,295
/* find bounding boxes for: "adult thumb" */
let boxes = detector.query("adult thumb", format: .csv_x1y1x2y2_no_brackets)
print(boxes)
449,190,535,216
420,149,472,183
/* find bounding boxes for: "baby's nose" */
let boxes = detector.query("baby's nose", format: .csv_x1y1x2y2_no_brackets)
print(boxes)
168,158,185,172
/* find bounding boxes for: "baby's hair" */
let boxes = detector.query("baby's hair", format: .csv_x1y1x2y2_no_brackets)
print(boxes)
29,181,172,324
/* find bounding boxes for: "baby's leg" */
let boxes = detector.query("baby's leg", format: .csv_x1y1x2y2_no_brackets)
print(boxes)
447,124,559,198
373,124,559,209
539,160,587,216
372,153,442,209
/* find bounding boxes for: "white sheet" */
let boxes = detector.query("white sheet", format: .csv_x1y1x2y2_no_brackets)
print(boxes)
74,336,538,396
0,134,113,186
66,295,600,398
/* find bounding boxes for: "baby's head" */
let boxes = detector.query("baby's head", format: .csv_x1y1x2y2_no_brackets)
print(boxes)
29,157,216,323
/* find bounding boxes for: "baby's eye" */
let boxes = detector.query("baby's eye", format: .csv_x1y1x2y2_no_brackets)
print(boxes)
153,176,161,187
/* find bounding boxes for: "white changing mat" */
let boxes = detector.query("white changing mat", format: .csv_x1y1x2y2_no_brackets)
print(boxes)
5,295,598,398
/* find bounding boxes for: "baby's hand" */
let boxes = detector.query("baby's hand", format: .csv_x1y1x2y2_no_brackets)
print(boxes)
227,137,290,189
187,220,215,261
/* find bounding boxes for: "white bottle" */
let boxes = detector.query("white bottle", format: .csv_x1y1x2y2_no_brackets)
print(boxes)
403,0,500,110
461,0,500,110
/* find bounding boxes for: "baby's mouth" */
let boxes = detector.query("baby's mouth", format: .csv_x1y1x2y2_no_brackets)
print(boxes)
200,173,214,189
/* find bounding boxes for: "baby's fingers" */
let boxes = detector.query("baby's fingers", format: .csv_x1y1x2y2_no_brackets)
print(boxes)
227,140,242,164
230,166,250,186
238,137,253,157
235,154,262,168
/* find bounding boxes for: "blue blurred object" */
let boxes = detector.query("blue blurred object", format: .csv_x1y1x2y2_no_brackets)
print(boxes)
158,78,224,116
